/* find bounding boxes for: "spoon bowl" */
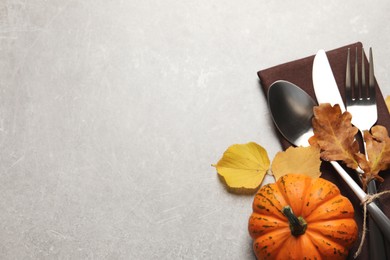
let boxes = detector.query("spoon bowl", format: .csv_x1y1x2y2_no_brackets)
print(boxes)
267,80,316,146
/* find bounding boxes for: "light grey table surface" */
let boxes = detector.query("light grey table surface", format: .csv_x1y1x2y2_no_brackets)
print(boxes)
1,1,390,259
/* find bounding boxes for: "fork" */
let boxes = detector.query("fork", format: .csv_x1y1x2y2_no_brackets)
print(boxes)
345,47,386,259
346,47,377,154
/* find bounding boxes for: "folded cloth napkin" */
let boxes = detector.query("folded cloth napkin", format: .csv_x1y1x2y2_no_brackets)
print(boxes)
258,42,390,259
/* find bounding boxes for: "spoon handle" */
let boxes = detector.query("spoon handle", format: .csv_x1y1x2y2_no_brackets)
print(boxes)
330,161,365,200
330,161,390,243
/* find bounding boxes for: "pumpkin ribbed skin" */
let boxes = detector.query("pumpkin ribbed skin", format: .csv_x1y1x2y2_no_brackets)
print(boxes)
248,174,358,260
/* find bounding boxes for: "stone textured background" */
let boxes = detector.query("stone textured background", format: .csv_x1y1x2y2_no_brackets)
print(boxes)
1,0,390,259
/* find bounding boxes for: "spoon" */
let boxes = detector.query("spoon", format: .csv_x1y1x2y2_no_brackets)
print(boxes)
267,80,390,242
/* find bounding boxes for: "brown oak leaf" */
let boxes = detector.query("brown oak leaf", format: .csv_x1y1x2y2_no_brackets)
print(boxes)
309,103,360,169
357,126,390,185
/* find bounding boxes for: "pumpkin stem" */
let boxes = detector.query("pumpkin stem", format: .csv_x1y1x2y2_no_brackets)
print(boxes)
282,206,307,237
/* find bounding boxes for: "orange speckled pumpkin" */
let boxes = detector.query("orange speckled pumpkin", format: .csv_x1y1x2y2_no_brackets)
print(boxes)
248,174,358,260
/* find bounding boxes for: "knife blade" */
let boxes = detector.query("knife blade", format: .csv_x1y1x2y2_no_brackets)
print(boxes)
312,49,346,111
312,49,387,260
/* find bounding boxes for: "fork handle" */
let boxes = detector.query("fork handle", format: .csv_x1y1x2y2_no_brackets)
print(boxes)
362,136,388,257
367,200,390,243
367,181,387,260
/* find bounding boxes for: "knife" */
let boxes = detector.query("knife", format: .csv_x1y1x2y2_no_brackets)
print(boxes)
312,49,346,111
312,49,387,259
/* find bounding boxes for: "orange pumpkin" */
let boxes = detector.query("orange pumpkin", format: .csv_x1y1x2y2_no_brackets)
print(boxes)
248,174,358,259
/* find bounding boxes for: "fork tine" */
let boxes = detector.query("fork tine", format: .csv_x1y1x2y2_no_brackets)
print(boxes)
361,48,366,98
345,48,352,104
369,47,376,101
345,48,376,105
354,47,360,99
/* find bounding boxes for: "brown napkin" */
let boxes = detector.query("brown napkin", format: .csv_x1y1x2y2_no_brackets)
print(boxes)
258,42,390,259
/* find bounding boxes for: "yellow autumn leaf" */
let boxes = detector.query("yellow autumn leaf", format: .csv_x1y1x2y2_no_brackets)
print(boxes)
213,142,270,194
271,146,322,180
386,96,390,113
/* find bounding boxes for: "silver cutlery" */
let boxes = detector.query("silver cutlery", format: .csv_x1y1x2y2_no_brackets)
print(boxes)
313,48,387,257
312,49,345,109
345,47,386,259
267,80,390,243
